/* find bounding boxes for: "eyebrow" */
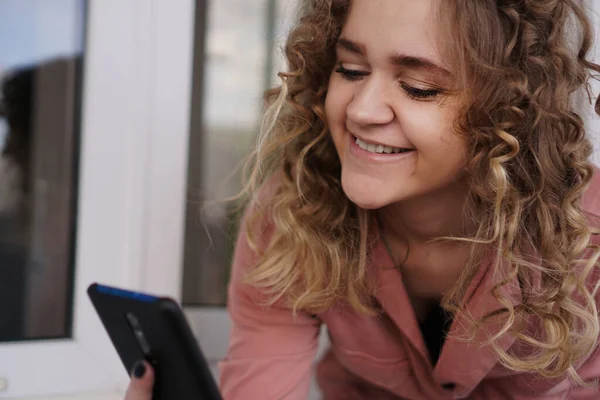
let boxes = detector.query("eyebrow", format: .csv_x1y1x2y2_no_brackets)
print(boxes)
336,37,452,76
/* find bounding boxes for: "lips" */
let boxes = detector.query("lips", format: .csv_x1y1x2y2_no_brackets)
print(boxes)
354,136,414,154
346,132,416,162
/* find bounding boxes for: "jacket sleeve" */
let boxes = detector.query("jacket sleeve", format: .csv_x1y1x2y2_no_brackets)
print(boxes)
218,209,321,400
502,348,600,399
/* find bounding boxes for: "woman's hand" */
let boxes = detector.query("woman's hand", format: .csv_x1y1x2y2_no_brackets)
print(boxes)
124,360,155,400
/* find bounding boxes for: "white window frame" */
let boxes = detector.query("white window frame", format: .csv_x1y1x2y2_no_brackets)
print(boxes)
0,0,195,397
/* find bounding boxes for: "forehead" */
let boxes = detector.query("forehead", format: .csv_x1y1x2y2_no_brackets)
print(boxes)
341,0,446,68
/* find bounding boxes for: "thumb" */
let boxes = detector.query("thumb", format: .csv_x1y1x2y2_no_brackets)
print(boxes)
125,360,155,400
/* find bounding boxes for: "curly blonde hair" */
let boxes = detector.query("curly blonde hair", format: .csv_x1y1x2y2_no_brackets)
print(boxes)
239,0,600,384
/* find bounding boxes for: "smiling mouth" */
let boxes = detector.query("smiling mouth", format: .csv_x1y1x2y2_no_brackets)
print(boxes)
354,136,415,155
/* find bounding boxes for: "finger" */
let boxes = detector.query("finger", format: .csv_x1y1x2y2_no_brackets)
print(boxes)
124,360,155,400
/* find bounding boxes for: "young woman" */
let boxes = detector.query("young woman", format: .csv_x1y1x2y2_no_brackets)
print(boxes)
126,0,600,398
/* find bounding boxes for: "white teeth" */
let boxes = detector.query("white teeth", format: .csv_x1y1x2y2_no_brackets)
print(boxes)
355,137,407,154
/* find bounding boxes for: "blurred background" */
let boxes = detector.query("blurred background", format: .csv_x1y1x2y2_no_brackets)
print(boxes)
0,1,598,399
0,1,318,399
0,0,296,341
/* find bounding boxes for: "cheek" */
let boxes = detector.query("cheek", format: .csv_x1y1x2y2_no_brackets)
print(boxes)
324,93,335,127
325,81,349,147
426,132,468,179
428,129,466,158
325,81,347,127
402,107,467,168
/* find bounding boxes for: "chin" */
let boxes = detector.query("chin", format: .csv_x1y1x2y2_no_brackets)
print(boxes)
349,198,385,210
341,180,392,210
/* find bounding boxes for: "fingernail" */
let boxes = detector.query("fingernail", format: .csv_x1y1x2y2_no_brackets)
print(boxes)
132,360,146,379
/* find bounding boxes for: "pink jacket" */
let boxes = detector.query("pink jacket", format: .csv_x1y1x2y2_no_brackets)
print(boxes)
219,172,600,399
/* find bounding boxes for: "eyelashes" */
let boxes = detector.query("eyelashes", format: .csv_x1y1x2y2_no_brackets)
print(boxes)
334,66,443,101
399,84,441,100
334,66,368,81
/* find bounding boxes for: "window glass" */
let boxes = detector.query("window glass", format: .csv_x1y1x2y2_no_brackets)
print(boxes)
182,0,299,306
0,0,85,341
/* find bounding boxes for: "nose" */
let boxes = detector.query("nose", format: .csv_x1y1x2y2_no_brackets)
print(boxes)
346,75,394,127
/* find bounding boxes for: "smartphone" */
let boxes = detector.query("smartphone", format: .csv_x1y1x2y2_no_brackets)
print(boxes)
87,283,222,400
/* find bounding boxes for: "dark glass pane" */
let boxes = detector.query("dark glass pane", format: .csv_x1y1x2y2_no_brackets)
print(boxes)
0,0,86,341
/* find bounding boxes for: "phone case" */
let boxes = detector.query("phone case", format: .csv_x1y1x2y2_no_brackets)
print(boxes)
87,283,222,400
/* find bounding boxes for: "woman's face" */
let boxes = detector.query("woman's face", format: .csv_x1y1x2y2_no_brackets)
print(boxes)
325,0,467,210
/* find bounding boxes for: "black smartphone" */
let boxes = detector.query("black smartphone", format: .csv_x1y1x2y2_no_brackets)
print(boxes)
87,283,222,400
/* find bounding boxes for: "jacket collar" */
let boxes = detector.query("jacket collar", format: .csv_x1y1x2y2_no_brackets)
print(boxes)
374,241,523,397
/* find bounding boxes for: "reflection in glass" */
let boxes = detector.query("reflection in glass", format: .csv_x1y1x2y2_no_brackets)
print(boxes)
182,0,299,306
0,0,85,342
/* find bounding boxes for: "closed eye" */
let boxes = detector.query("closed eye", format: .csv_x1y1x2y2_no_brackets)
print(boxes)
335,66,369,81
335,65,445,101
400,83,442,100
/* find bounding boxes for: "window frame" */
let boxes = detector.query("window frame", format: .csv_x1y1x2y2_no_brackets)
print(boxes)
0,0,195,397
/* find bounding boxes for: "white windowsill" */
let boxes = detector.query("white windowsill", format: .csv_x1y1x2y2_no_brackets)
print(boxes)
16,356,323,400
16,393,123,400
